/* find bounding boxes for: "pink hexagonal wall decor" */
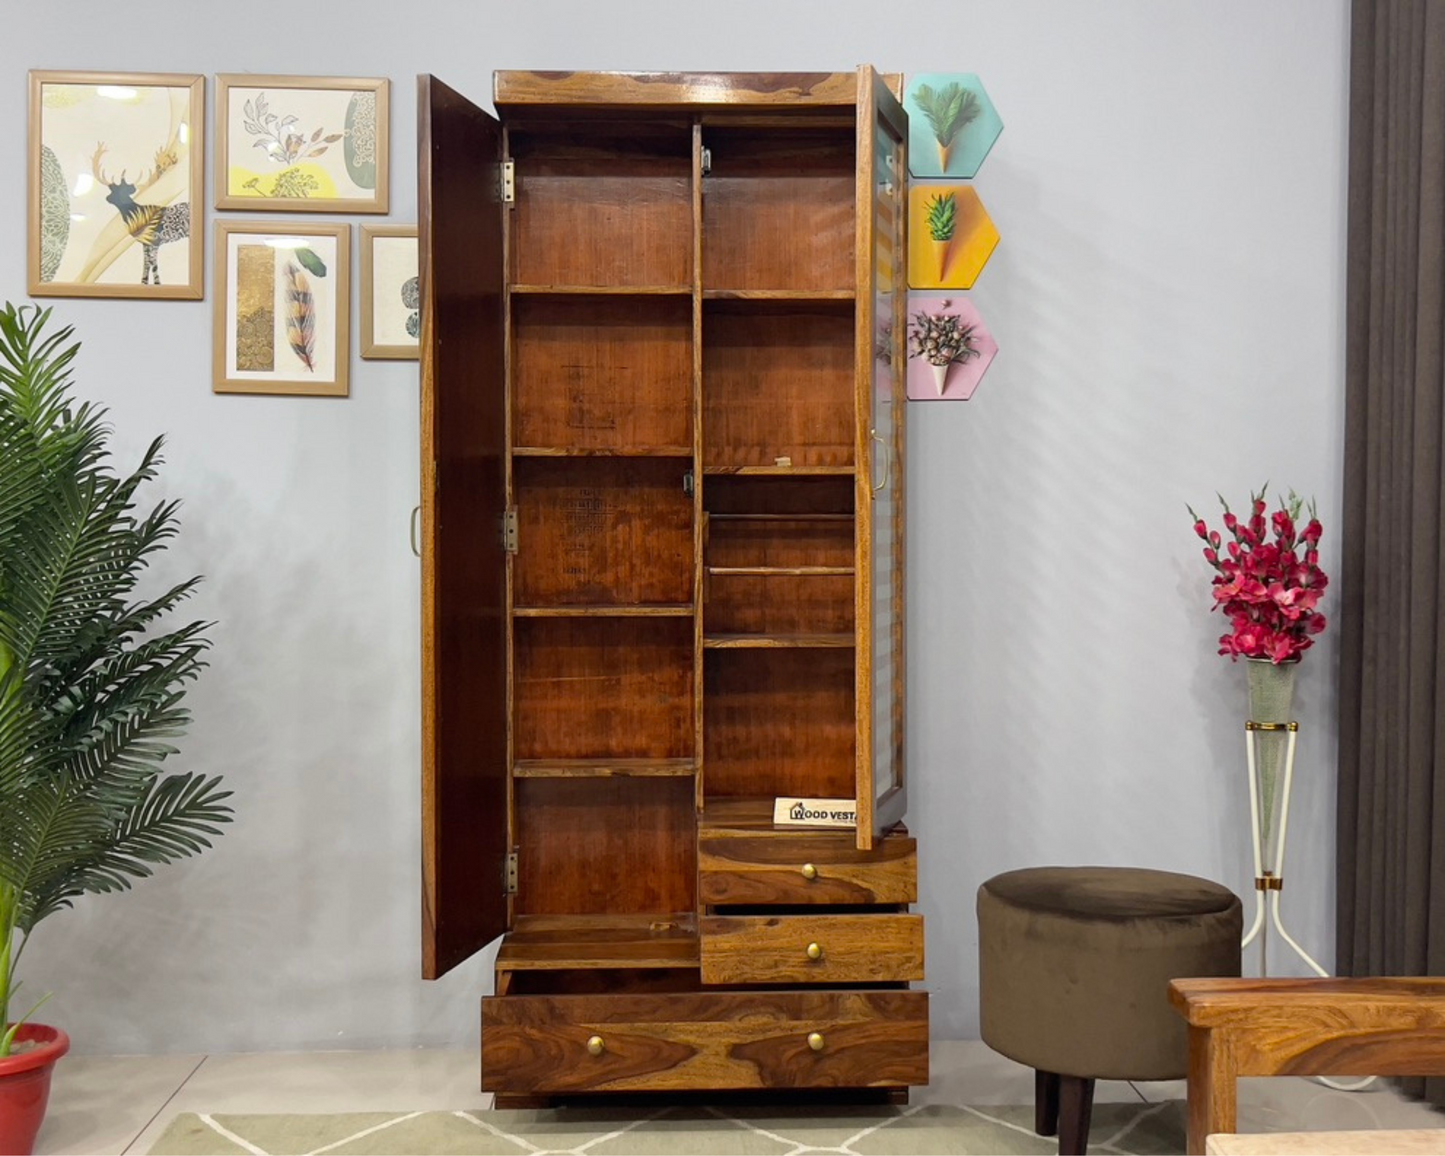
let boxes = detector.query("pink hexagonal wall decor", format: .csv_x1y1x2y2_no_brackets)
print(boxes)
905,294,997,402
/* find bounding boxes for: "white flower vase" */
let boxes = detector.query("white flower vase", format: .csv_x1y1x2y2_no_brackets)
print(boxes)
1246,657,1297,869
930,362,950,396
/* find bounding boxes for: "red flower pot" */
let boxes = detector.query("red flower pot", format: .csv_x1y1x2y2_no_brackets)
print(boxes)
0,1024,70,1156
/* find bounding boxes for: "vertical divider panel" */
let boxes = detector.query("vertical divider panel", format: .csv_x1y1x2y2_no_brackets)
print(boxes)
692,119,707,819
502,123,518,927
854,75,877,850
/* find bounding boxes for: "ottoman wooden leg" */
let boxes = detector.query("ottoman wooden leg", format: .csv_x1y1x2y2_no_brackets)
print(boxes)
1058,1075,1096,1156
1035,1069,1061,1135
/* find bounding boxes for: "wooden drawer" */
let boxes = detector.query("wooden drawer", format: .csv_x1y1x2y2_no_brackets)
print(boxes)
481,990,928,1092
699,832,917,906
699,914,924,984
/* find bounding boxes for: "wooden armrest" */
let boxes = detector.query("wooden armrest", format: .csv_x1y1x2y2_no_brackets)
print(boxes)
1170,977,1445,1029
1170,977,1445,1155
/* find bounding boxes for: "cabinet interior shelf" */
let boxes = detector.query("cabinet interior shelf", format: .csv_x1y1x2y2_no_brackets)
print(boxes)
496,912,700,971
705,512,854,522
702,466,855,476
706,566,854,577
703,632,855,649
702,289,855,302
513,758,697,778
512,446,693,458
510,284,692,296
513,605,694,618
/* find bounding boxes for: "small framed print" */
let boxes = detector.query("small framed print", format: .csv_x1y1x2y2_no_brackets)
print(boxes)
216,75,389,213
28,71,204,299
360,225,419,360
214,221,350,397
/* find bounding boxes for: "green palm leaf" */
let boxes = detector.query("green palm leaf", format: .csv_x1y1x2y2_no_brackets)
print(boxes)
0,303,232,1052
913,82,983,148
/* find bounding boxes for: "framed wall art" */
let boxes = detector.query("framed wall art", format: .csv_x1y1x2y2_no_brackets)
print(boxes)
216,75,389,213
213,221,350,397
28,71,204,299
360,224,419,360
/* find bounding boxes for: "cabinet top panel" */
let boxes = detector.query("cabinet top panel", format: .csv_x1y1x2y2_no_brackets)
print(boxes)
494,70,899,110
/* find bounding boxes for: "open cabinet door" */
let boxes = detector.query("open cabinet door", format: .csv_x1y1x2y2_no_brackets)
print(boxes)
419,75,509,979
856,65,909,848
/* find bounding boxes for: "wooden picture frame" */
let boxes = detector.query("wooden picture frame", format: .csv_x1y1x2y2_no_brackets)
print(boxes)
28,71,204,299
213,220,350,397
360,224,419,360
216,75,389,213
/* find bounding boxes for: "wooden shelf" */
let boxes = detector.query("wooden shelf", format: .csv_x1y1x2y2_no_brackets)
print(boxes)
702,288,854,302
706,566,853,577
703,466,854,476
514,758,696,779
514,605,694,618
511,284,692,296
703,632,855,649
700,796,905,837
513,446,693,458
706,512,853,522
497,912,700,971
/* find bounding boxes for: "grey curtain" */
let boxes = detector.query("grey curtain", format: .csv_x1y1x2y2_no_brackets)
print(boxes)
1338,0,1445,1105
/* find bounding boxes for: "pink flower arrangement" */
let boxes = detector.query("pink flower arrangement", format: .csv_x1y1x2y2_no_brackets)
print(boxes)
1188,487,1328,664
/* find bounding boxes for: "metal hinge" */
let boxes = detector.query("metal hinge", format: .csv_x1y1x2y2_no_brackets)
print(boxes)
502,507,518,553
504,851,518,895
683,469,694,497
500,160,515,204
700,146,712,176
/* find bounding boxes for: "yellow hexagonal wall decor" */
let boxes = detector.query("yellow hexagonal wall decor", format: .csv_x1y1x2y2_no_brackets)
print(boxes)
908,184,999,289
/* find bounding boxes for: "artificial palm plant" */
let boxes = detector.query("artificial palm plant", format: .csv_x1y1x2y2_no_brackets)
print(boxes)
0,304,232,1056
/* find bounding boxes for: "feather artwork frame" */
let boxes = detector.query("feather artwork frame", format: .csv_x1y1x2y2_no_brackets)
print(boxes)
28,70,205,299
213,220,350,396
216,75,389,213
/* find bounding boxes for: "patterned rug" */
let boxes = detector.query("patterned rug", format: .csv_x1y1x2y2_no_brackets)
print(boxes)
149,1100,1185,1155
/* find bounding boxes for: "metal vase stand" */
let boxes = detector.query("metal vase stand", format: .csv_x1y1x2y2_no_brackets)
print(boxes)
1242,714,1373,1091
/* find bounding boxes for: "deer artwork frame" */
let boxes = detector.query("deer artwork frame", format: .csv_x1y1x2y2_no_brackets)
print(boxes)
28,71,205,299
216,75,389,214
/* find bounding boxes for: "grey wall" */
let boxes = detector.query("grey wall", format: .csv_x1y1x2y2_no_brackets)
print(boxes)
1,0,1349,1053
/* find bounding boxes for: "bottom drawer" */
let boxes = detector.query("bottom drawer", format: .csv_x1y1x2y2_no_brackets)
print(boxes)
481,990,928,1093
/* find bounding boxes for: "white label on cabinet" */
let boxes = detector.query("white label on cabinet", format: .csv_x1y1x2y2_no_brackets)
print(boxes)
773,797,857,828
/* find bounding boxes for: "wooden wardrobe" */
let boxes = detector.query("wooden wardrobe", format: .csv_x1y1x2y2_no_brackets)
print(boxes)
417,68,924,1100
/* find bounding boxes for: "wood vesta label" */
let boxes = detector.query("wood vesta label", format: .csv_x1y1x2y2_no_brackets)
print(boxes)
773,797,857,828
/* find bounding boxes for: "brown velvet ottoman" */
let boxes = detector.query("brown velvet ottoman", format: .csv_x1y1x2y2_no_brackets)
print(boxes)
978,866,1242,1155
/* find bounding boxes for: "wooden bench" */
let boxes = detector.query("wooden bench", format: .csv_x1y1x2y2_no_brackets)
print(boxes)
1168,977,1445,1155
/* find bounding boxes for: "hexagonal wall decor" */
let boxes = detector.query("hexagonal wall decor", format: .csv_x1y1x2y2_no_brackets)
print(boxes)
905,294,997,401
905,73,1003,179
908,185,999,289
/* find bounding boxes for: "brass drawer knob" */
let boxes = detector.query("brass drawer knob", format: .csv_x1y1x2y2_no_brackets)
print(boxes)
806,942,823,961
586,1035,605,1056
801,863,818,880
808,1031,826,1051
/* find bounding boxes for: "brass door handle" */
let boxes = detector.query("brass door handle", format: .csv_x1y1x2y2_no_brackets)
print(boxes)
808,1031,826,1051
801,863,818,881
586,1035,605,1056
410,505,421,558
806,942,823,961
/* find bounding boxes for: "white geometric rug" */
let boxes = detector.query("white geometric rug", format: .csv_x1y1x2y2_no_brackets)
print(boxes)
149,1100,1186,1155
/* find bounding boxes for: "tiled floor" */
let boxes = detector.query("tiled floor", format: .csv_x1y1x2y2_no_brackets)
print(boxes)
33,1039,1445,1155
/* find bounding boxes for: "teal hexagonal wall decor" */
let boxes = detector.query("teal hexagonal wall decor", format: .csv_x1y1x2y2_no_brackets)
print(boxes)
905,73,1003,179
